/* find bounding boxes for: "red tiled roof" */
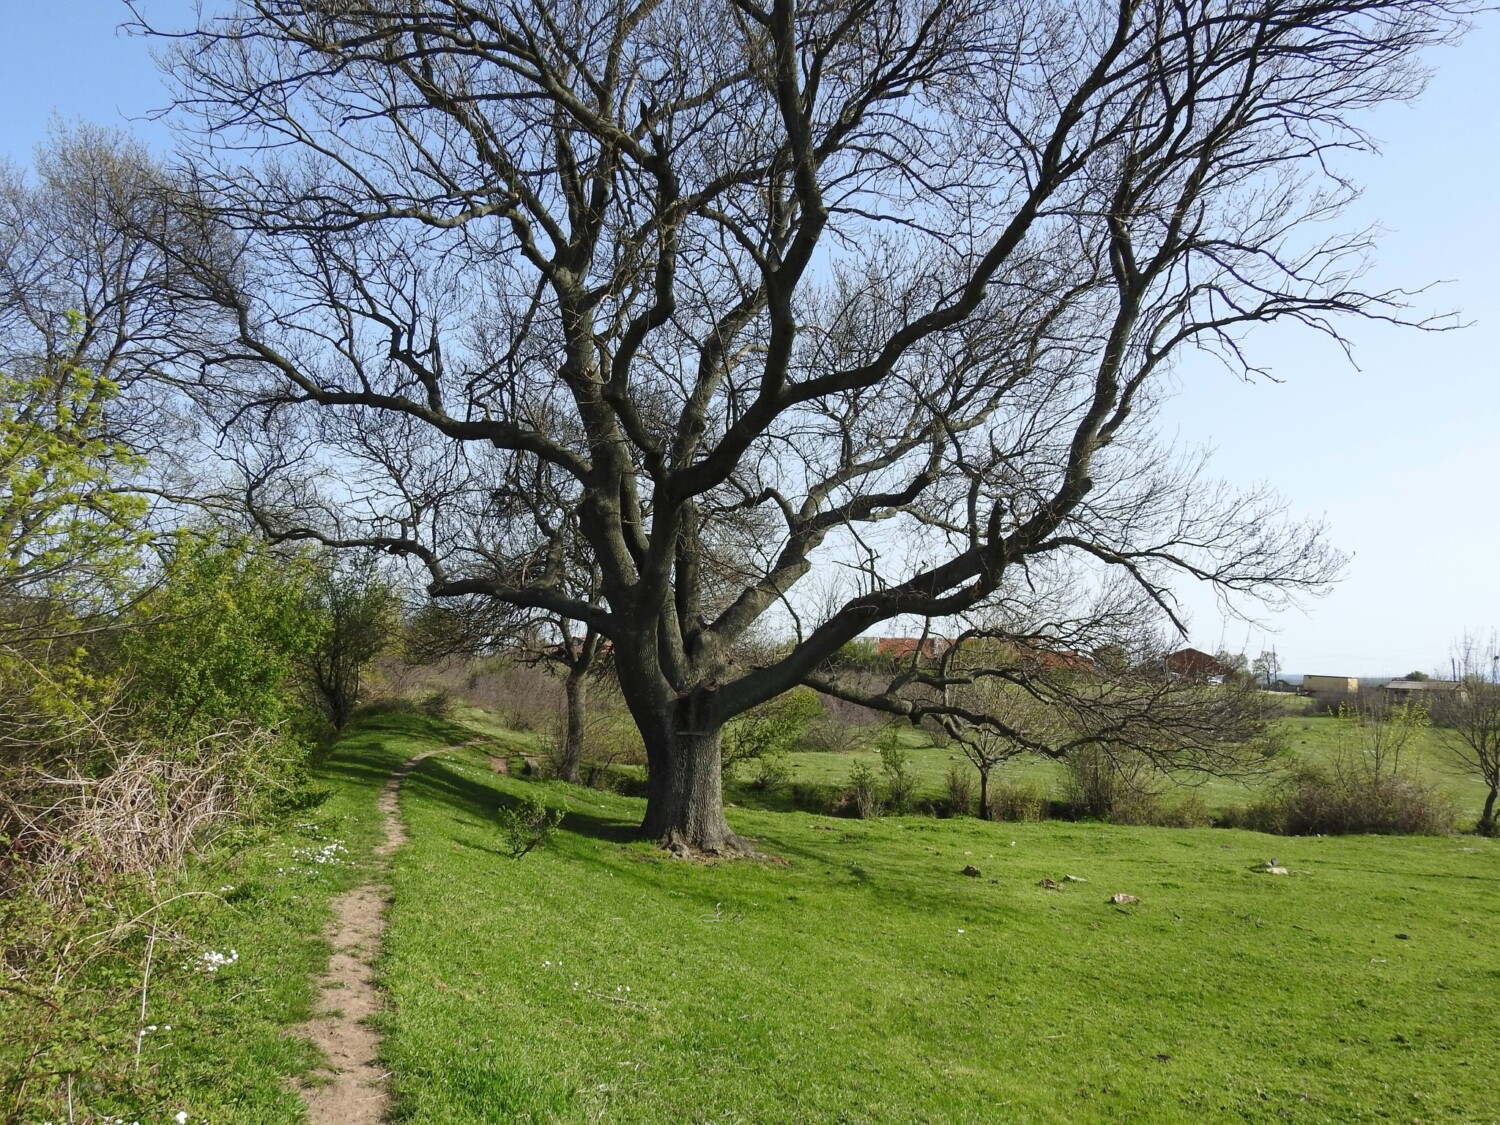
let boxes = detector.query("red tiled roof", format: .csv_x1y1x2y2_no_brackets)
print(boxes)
1164,648,1232,678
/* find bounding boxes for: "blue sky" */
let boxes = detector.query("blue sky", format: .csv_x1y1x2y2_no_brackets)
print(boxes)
2,2,1495,677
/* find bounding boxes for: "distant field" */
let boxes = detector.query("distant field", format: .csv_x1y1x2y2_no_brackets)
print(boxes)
729,712,1494,827
378,729,1500,1124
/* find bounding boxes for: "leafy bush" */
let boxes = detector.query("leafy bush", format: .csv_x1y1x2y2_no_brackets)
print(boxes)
878,730,915,813
943,765,973,816
418,689,455,719
1062,745,1162,822
300,555,400,729
724,687,820,779
120,535,320,740
1245,703,1454,836
750,749,793,792
987,779,1045,822
845,761,883,819
1155,792,1214,828
499,791,565,858
1246,763,1454,835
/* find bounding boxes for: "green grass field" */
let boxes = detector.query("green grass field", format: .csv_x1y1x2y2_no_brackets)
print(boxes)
30,708,1496,1123
378,726,1500,1125
730,712,1494,826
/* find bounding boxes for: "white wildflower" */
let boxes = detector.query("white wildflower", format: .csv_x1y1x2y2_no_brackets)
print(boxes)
198,948,240,973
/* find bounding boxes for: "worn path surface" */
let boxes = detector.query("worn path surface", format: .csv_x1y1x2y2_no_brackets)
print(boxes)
294,745,448,1125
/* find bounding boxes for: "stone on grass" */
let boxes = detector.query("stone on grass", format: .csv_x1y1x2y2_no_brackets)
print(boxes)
962,865,982,877
1110,893,1139,905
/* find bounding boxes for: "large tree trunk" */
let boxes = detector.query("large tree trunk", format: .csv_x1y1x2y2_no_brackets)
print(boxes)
556,665,587,784
638,697,754,856
1480,785,1498,836
978,767,992,821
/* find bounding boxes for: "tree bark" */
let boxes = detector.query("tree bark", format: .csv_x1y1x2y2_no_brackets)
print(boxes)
638,697,753,856
1480,785,1497,836
978,767,992,821
557,665,587,784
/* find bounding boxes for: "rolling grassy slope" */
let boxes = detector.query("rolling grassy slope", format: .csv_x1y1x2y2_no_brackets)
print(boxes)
380,735,1500,1125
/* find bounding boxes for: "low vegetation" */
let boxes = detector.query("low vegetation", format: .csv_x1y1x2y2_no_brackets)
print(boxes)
0,714,460,1125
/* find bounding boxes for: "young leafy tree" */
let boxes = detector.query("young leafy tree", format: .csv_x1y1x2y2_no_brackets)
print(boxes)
302,554,401,730
0,345,153,765
0,345,148,639
135,0,1467,852
1252,650,1282,689
121,535,320,740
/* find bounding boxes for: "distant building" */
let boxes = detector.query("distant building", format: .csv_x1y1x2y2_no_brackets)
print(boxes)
1164,648,1233,682
874,636,949,661
1382,678,1463,705
1303,674,1358,705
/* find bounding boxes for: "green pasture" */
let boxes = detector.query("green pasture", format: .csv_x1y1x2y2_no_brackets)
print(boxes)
379,727,1500,1125
36,708,1497,1123
739,712,1494,826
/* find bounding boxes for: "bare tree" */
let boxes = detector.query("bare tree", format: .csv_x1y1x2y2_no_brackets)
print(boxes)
1252,649,1282,689
1432,633,1500,835
944,682,1046,821
0,127,210,497
129,0,1468,853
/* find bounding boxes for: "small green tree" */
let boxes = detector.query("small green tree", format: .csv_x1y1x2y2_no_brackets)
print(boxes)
722,687,820,780
121,535,320,740
1252,650,1282,689
302,555,400,729
0,341,151,757
0,338,148,639
877,727,916,814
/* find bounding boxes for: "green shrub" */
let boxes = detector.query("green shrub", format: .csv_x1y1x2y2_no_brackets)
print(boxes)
1062,745,1162,822
943,765,974,817
846,761,883,819
1246,703,1454,836
750,748,793,792
1215,804,1250,830
878,731,915,814
499,791,565,858
418,689,455,718
987,779,1045,822
1246,763,1454,836
724,687,822,779
120,535,320,741
1155,792,1213,828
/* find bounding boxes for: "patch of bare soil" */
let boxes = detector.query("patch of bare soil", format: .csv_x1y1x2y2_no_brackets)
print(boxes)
293,747,444,1125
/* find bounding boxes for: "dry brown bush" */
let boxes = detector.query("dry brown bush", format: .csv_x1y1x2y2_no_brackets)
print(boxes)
1,722,288,905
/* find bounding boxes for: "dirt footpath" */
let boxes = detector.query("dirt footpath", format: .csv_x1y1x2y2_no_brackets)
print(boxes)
293,747,445,1125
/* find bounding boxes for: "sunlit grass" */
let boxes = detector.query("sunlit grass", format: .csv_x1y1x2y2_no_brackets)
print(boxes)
380,738,1500,1125
745,712,1493,827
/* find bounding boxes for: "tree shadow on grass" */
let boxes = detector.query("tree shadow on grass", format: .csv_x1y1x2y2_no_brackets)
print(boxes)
396,749,1018,922
402,755,645,847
